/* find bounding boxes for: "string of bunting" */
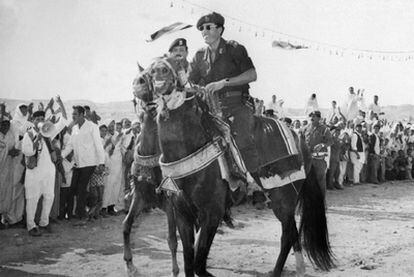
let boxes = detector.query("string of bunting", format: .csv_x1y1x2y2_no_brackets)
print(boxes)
168,0,414,62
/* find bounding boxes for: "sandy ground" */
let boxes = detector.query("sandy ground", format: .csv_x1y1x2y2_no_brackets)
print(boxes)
1,180,414,277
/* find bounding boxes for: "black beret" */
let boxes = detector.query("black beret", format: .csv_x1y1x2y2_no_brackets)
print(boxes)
196,12,225,29
32,110,46,118
73,105,85,115
168,38,187,52
309,110,321,118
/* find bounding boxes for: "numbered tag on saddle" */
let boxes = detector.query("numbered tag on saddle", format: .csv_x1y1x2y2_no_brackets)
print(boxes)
158,177,180,194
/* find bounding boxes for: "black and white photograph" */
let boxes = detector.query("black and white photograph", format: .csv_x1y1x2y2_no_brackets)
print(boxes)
1,0,414,276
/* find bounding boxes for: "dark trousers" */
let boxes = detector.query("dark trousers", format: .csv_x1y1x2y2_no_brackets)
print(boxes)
68,166,96,219
379,157,386,182
328,159,340,187
223,99,259,173
59,187,71,219
368,154,380,183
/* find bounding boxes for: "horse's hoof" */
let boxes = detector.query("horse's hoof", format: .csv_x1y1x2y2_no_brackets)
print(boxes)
294,251,306,277
196,270,215,277
171,267,179,277
126,264,140,277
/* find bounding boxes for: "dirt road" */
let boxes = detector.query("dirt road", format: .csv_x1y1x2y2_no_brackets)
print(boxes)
1,180,413,277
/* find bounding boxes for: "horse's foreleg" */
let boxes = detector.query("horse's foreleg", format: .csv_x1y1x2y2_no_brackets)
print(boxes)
194,210,222,277
166,200,179,277
123,184,145,277
176,211,196,277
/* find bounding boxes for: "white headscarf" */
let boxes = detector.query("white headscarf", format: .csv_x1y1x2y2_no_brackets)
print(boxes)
12,103,29,124
10,103,33,148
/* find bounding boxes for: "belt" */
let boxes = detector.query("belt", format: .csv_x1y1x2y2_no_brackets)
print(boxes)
218,91,242,99
312,152,328,158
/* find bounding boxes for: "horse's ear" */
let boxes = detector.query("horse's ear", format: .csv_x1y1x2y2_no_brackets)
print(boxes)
137,62,144,72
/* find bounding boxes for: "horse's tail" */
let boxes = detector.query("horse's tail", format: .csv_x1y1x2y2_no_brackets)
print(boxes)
297,165,335,271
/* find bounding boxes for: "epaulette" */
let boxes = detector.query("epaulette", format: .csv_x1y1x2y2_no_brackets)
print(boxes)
227,40,239,48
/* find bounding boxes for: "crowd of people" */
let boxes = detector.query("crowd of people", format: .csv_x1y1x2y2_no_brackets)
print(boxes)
0,98,141,236
254,87,414,195
1,9,414,237
1,86,412,236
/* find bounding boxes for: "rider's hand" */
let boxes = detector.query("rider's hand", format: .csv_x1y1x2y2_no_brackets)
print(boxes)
205,79,227,94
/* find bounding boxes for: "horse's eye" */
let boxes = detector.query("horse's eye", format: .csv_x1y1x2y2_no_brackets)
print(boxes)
139,78,146,84
151,69,155,75
162,67,168,74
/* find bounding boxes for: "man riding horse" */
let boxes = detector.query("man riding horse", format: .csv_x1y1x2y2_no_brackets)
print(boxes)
124,12,334,277
188,12,259,192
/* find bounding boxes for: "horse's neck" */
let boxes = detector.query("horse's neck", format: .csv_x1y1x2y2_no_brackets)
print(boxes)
138,114,159,156
158,102,208,162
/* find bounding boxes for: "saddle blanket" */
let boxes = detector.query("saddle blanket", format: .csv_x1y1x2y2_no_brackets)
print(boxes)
260,166,306,190
254,116,302,178
254,116,299,167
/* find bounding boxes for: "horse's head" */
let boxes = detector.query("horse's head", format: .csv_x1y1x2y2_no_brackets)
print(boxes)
132,64,161,117
149,56,187,98
132,67,154,103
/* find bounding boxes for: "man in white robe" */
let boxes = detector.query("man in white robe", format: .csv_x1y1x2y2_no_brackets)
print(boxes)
7,104,33,226
22,107,67,236
350,123,365,185
304,93,319,116
0,119,19,226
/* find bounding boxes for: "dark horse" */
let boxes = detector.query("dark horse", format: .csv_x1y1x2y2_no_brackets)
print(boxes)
127,56,335,277
122,69,180,277
123,67,234,276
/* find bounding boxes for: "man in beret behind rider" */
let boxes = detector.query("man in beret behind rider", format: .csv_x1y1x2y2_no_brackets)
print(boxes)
168,38,190,87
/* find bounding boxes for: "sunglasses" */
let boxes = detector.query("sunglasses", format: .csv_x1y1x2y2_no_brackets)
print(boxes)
198,24,218,31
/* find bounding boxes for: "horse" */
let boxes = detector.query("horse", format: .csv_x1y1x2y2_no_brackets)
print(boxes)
136,56,335,277
122,68,180,277
123,66,235,277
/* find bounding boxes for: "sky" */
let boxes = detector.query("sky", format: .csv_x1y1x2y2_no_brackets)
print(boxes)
1,0,414,108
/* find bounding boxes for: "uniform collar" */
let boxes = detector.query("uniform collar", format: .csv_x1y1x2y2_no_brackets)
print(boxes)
203,38,227,61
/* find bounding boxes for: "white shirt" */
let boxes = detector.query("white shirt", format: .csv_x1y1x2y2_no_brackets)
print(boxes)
304,98,318,115
267,101,278,112
368,102,381,115
62,120,105,168
327,106,340,122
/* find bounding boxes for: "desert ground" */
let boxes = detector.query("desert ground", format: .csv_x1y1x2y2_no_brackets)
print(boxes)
1,180,413,277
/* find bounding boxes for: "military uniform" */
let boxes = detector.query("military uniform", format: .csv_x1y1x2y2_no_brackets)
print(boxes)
304,121,333,196
189,38,259,172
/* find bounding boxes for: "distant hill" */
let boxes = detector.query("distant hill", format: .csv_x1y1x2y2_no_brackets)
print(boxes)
1,98,413,122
